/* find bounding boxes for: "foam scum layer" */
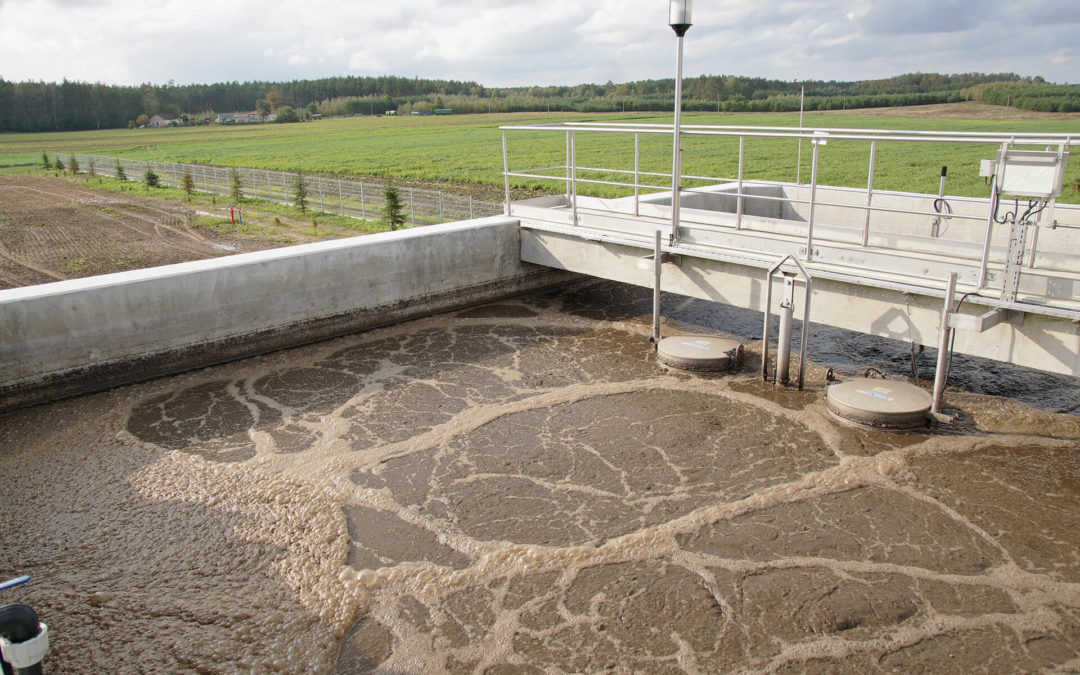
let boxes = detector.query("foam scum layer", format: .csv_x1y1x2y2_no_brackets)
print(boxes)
2,281,1079,672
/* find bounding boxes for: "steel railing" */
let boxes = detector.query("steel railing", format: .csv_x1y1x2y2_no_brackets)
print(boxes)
500,122,1079,298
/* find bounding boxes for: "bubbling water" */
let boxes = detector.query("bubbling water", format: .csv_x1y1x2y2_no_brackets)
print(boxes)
1,280,1078,673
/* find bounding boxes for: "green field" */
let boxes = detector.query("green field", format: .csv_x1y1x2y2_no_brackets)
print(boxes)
2,110,1078,203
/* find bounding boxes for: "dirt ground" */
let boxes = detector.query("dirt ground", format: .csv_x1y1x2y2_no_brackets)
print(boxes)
817,100,1080,121
0,175,347,289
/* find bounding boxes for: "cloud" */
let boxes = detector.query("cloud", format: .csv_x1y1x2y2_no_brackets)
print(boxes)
0,0,1076,86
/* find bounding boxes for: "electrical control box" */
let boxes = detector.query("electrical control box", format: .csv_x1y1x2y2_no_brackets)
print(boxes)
979,159,996,177
994,149,1068,199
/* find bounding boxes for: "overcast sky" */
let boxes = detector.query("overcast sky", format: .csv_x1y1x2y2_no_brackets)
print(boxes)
1,0,1077,87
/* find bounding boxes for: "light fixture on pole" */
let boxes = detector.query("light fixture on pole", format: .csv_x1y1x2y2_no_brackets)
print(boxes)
669,0,692,245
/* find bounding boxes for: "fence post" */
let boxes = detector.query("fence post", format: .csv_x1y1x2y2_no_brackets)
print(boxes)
410,188,415,226
360,181,365,219
470,196,474,219
318,176,324,212
338,178,344,216
439,192,444,223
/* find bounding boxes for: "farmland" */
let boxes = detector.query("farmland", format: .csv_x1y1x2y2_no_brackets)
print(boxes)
1,103,1078,289
1,104,1078,203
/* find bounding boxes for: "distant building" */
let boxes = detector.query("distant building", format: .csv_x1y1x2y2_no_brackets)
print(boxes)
385,110,397,116
149,114,169,128
216,113,236,124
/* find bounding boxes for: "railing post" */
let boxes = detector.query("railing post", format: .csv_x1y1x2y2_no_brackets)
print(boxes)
571,132,578,226
863,140,876,247
502,130,511,216
565,130,572,205
634,132,641,217
805,139,821,262
736,136,745,230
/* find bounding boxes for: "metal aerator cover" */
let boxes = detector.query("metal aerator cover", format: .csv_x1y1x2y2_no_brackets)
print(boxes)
656,335,743,373
826,378,932,429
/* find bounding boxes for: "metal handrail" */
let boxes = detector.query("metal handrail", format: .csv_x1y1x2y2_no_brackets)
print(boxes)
501,122,1078,303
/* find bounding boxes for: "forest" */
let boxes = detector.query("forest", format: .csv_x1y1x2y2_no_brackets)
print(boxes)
1,71,1074,133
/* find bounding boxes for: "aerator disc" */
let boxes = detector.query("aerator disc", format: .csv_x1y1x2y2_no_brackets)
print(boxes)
826,378,932,429
656,335,743,373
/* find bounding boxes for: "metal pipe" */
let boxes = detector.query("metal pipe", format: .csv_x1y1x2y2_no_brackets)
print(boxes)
797,277,811,390
761,275,773,381
736,136,745,230
653,229,662,345
670,33,685,245
977,144,1007,288
571,133,578,225
806,141,820,262
777,299,793,385
565,131,572,204
502,130,511,216
931,165,947,237
932,272,958,414
796,85,804,184
862,140,876,246
634,133,641,217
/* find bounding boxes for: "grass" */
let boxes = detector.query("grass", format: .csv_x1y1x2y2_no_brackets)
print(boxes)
2,109,1078,203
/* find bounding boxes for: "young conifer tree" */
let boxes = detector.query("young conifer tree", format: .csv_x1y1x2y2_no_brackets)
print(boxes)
181,168,196,201
382,177,406,230
293,169,308,212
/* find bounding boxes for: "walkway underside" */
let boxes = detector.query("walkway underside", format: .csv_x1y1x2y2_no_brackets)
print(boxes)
515,196,1080,377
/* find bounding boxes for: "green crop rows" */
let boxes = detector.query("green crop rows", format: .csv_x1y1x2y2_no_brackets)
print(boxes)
2,111,1077,203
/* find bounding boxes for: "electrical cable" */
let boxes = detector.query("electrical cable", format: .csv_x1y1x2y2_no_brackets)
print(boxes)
932,197,953,237
943,291,977,390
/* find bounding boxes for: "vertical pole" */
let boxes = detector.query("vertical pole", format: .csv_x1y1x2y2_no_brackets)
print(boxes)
266,169,272,201
338,178,344,216
805,141,820,262
736,135,745,230
318,176,324,212
439,192,444,223
653,229,662,345
761,272,774,381
360,181,366,219
932,272,958,414
470,196,474,219
797,277,811,391
863,140,876,247
502,129,511,216
977,146,1005,288
282,172,287,204
634,132,641,217
410,188,415,226
565,131,571,204
670,33,685,245
796,85,805,184
570,132,578,225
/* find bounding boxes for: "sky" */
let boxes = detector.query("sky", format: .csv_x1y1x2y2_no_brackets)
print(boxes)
0,0,1077,87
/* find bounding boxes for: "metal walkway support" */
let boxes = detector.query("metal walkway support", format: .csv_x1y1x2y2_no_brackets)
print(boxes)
761,255,813,390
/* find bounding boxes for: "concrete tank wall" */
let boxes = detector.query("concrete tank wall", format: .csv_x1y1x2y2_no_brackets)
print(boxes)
0,217,574,411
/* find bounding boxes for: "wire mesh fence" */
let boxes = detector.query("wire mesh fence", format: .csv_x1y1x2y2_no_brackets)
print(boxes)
69,154,504,227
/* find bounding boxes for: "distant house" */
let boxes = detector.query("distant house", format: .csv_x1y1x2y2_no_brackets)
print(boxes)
149,114,169,128
216,113,236,124
385,110,397,116
234,111,262,124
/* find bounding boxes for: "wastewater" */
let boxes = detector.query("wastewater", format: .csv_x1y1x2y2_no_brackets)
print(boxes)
1,279,1079,672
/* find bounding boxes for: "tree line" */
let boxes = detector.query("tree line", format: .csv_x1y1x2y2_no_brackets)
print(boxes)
0,71,1060,133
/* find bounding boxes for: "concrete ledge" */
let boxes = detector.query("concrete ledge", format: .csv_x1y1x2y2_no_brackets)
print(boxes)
0,217,577,412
